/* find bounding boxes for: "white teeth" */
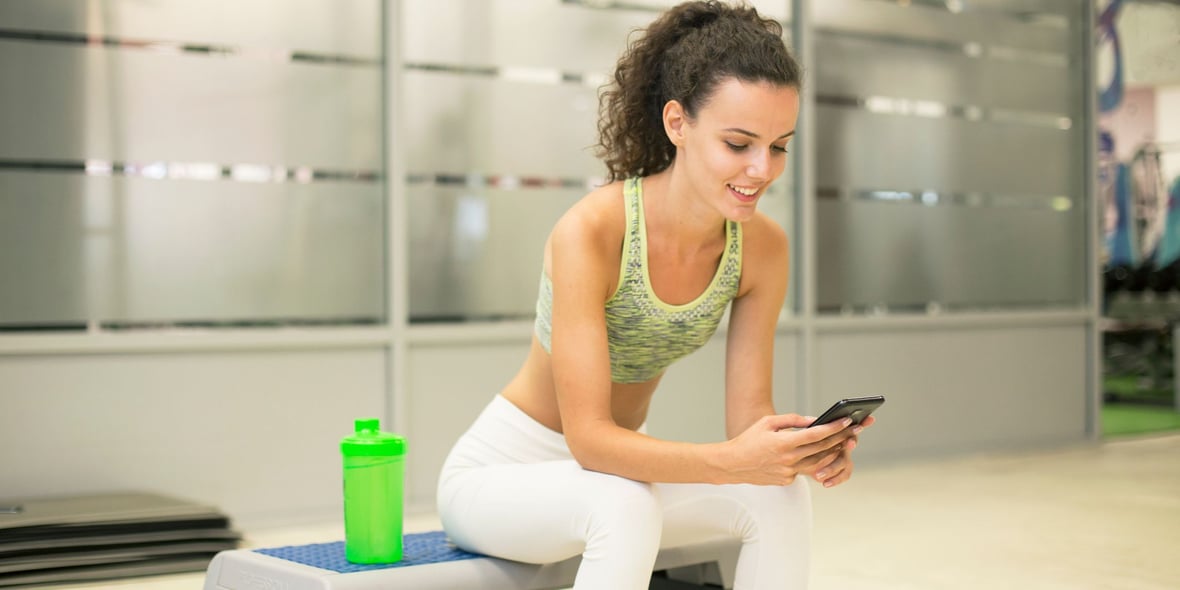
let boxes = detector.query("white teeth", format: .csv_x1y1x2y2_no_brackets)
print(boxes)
729,184,757,196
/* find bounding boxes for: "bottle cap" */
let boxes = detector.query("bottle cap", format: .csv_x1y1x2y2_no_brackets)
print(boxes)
341,418,406,457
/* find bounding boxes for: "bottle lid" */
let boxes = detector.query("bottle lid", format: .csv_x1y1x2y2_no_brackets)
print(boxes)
341,418,406,457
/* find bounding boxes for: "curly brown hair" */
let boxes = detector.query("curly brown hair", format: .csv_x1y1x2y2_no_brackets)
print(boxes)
595,1,802,183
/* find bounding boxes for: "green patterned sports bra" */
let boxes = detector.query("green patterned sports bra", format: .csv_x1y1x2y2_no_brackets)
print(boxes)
534,177,743,384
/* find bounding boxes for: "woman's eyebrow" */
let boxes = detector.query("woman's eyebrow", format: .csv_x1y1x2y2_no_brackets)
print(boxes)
723,128,796,140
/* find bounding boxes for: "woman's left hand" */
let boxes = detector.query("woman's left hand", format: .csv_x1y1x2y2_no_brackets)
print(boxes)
803,415,875,488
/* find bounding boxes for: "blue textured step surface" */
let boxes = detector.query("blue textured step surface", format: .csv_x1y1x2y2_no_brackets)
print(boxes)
255,530,485,574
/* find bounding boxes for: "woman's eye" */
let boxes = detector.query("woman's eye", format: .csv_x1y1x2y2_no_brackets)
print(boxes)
725,142,748,152
773,145,789,154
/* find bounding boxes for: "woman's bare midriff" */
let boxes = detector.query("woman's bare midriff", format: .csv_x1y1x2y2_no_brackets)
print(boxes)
500,336,659,433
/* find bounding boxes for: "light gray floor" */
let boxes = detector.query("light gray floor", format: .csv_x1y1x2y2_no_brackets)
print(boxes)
42,433,1180,590
808,433,1179,590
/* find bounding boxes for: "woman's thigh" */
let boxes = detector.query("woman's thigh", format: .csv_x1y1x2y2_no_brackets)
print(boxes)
439,459,662,564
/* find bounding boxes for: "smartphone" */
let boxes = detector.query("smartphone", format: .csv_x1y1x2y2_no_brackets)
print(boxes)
807,396,885,428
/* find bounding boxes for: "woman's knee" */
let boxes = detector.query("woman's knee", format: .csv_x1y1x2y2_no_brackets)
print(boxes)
727,480,812,542
581,473,663,541
747,479,811,519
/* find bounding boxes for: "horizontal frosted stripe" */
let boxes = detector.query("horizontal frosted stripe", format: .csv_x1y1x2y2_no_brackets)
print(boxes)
814,107,1076,196
405,62,609,89
407,172,603,191
558,0,677,13
0,41,382,168
817,187,1073,211
402,71,601,179
817,27,1069,67
0,0,380,58
0,28,380,67
402,0,788,73
0,159,378,184
821,26,1071,67
0,172,384,326
0,164,784,193
816,92,1071,130
862,0,1069,27
815,199,1084,312
813,0,1075,53
561,0,791,20
814,33,1072,114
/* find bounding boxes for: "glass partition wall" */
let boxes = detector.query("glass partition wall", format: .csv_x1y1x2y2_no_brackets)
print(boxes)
0,0,1090,331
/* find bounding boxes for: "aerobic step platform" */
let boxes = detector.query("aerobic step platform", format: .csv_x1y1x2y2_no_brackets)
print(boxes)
203,530,740,590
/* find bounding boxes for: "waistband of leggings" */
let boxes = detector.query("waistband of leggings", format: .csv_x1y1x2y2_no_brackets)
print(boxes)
473,394,571,460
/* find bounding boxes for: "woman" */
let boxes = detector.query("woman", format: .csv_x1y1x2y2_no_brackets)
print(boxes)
437,2,874,588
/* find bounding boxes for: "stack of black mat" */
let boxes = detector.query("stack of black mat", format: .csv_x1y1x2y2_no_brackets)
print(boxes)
0,492,241,587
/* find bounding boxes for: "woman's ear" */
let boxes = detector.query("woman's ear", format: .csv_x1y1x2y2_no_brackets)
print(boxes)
663,100,687,147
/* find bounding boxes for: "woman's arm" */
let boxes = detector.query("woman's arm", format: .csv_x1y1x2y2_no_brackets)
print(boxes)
722,213,872,488
723,212,790,439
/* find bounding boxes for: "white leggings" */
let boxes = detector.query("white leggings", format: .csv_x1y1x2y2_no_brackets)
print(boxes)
436,395,812,590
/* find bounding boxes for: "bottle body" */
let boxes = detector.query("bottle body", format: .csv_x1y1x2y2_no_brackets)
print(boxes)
343,454,404,563
341,418,406,564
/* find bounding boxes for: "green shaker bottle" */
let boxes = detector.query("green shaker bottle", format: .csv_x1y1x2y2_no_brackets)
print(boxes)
341,418,407,563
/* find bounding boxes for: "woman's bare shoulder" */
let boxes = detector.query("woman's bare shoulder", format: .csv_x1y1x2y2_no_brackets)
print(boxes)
741,210,789,257
735,210,789,297
552,180,628,244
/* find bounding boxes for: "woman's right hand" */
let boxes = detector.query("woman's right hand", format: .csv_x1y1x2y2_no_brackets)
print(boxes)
720,414,855,486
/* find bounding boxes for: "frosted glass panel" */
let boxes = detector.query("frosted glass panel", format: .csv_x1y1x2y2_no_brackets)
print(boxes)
0,173,384,326
408,187,581,321
812,0,1087,313
812,0,1070,52
0,0,385,328
0,41,381,169
402,71,600,179
0,0,381,57
404,0,789,74
814,109,1073,196
813,32,1071,115
816,199,1084,312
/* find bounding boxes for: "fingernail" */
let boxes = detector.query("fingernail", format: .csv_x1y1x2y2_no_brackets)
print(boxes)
823,480,834,488
842,418,853,427
816,471,827,479
853,426,864,435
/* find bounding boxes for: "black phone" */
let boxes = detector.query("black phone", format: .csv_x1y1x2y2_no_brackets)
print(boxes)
807,396,885,428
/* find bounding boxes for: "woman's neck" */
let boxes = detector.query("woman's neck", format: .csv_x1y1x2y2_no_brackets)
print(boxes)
642,168,728,256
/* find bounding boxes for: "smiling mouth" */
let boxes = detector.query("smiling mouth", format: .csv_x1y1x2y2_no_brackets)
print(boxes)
728,184,759,200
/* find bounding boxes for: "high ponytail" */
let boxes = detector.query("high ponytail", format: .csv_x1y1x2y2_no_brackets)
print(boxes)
595,1,802,183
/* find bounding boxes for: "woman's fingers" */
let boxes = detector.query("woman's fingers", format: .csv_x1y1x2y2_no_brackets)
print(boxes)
817,452,853,487
791,423,856,460
804,446,842,474
809,416,872,488
764,413,814,431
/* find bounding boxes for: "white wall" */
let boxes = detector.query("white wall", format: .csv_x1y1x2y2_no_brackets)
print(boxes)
0,341,388,529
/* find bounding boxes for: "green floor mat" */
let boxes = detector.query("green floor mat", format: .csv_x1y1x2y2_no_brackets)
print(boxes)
1103,404,1180,437
1103,375,1173,404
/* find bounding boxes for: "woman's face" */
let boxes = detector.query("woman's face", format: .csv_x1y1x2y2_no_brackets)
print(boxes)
670,78,800,222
